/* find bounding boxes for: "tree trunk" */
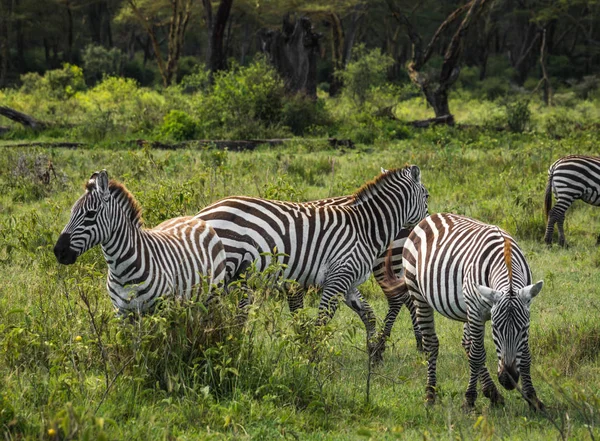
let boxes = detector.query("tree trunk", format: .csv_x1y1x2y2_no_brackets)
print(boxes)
203,0,234,77
0,0,12,87
389,0,489,122
260,15,321,98
0,106,48,130
65,0,74,63
328,12,344,96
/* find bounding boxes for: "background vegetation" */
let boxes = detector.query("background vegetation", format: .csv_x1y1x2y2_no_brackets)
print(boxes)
1,0,600,439
1,118,600,439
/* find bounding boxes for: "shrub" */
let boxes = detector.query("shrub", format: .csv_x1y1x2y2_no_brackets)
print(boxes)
337,44,394,107
20,63,86,100
198,57,287,138
180,65,211,94
82,44,124,85
505,99,531,133
159,110,198,141
545,110,580,139
281,95,331,136
480,77,510,101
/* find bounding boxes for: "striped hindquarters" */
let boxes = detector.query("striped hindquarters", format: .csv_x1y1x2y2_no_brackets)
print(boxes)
403,213,531,321
550,155,600,206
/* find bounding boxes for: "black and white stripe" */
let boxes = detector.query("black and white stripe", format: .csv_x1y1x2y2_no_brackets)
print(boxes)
195,166,429,354
301,195,421,353
544,155,600,246
54,170,227,315
384,213,544,410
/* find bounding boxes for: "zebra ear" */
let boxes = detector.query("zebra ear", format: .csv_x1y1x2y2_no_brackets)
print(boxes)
380,167,389,174
519,280,544,303
89,170,110,199
476,285,501,304
410,165,421,183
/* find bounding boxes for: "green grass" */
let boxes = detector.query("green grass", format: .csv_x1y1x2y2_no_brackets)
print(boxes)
1,127,599,440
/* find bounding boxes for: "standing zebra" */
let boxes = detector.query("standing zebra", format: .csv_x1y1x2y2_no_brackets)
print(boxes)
544,155,600,246
383,213,544,410
54,170,227,315
298,195,421,353
195,166,429,354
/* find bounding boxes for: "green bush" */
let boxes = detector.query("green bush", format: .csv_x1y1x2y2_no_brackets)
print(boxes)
159,110,198,141
82,44,124,85
281,95,331,136
480,77,510,101
180,65,211,94
544,110,580,139
505,99,531,133
20,63,86,100
337,44,394,107
198,57,287,139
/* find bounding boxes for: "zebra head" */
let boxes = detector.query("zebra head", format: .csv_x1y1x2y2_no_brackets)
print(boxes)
54,170,112,265
476,280,543,390
402,165,429,227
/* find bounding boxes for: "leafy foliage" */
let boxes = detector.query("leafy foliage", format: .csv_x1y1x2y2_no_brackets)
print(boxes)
336,45,395,107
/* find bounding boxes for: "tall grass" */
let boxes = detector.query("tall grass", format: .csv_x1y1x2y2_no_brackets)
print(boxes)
0,125,599,439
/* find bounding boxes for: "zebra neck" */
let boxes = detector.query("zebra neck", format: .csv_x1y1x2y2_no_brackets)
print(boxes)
354,195,401,250
102,220,150,284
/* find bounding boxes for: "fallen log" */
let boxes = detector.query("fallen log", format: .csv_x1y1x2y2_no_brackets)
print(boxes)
0,106,49,130
408,114,455,128
1,137,355,150
1,141,86,148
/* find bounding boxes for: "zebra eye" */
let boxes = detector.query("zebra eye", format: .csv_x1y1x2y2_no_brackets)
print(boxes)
85,210,98,219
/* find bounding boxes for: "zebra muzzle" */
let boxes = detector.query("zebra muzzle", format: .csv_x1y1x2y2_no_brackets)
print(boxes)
54,233,78,265
498,361,520,390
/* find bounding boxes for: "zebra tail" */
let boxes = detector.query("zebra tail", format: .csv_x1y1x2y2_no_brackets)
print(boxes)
380,244,408,300
544,169,554,222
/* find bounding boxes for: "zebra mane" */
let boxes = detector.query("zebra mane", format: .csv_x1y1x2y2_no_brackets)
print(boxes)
352,165,410,205
501,230,513,293
108,180,143,227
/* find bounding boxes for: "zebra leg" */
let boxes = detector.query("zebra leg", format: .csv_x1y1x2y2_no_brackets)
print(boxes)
546,199,571,247
373,280,407,362
464,320,488,409
406,294,423,352
520,343,545,411
343,288,378,359
317,285,342,325
461,324,504,406
414,298,438,405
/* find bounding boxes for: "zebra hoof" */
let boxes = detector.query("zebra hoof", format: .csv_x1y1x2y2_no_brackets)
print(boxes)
462,400,476,413
369,341,385,366
483,388,505,407
425,386,436,406
527,396,545,412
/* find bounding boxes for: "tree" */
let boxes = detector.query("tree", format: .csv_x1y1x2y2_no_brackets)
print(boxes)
202,0,234,76
260,14,321,98
387,0,491,123
119,0,194,86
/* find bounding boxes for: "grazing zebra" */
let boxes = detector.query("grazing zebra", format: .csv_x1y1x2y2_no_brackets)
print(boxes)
54,170,227,315
299,195,421,353
544,155,600,246
195,166,429,354
383,213,544,410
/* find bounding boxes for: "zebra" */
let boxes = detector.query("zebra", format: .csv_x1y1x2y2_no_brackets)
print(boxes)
54,170,227,315
195,166,429,355
297,195,421,353
544,155,600,246
382,213,544,410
